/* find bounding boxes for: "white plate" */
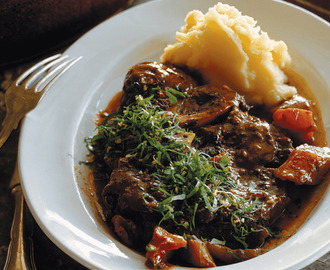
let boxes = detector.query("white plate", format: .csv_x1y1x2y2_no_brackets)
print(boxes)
19,0,330,269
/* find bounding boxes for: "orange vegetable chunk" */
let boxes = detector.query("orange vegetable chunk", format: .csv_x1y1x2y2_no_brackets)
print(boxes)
272,108,317,142
274,144,330,185
146,226,187,269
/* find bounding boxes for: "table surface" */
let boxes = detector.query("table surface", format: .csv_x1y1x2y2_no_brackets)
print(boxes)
0,0,329,269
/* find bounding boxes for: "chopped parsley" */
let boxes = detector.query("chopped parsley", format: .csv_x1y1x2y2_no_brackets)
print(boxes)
86,87,265,248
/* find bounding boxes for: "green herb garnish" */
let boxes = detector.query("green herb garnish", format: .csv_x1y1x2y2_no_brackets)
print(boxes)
86,89,264,248
165,87,190,104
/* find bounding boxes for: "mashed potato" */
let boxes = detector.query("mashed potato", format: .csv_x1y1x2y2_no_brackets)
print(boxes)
161,2,297,106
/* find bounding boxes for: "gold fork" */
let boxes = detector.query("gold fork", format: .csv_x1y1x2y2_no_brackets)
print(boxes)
4,160,36,270
1,54,81,269
0,53,82,148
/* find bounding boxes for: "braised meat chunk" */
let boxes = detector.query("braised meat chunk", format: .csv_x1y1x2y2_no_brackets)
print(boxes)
120,61,198,108
102,165,165,215
168,84,247,128
231,166,290,222
102,166,166,247
197,107,294,169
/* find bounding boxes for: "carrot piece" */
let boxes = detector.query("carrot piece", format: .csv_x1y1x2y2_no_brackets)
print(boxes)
272,108,316,130
146,226,187,269
274,144,330,185
272,108,317,142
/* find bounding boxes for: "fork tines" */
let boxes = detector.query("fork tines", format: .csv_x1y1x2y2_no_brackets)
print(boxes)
17,54,82,92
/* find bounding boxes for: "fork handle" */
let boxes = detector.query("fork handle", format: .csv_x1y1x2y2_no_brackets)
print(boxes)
0,110,24,148
4,185,36,270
